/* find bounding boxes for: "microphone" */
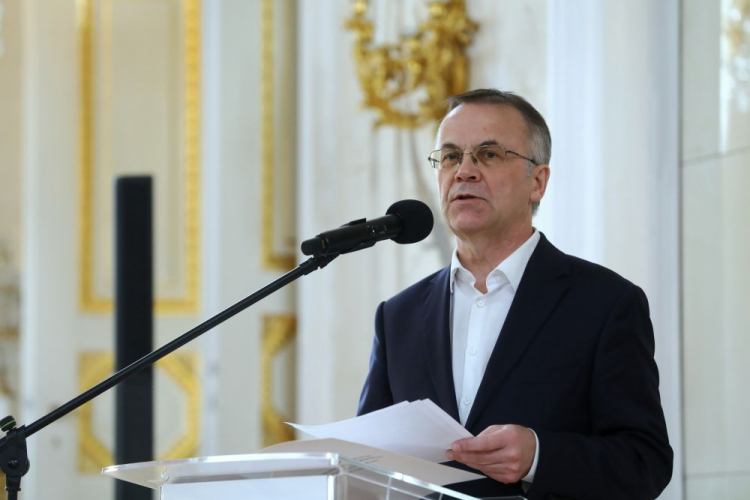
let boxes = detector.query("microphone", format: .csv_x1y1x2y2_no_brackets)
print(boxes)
300,199,434,256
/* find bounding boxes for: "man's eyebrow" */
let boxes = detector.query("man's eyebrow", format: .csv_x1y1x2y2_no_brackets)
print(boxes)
438,140,500,149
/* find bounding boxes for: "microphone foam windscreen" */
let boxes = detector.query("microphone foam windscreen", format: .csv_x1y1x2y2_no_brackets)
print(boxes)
387,199,434,244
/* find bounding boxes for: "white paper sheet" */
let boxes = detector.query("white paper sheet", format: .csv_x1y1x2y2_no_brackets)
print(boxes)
287,399,473,463
260,438,483,487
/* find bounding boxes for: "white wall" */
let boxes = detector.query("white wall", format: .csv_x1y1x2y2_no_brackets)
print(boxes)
682,0,750,496
0,0,22,267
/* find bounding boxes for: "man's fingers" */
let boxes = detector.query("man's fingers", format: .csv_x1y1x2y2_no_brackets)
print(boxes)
472,459,528,484
446,449,494,465
451,425,508,452
443,456,525,485
448,447,520,467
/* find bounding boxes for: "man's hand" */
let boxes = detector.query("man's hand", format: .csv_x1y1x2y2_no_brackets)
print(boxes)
445,424,536,484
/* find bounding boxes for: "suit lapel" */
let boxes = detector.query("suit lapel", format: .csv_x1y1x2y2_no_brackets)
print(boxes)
465,234,571,430
421,267,460,422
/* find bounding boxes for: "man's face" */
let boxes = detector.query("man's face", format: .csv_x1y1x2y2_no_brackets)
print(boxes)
436,103,547,241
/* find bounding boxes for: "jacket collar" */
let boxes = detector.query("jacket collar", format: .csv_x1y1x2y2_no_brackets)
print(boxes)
421,265,460,421
420,233,571,429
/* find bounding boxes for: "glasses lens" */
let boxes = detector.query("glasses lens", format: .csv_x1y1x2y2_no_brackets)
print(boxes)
429,149,462,169
430,146,510,169
428,151,441,168
473,145,506,166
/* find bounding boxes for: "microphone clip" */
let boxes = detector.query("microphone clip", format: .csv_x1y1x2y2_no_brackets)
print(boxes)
334,218,378,255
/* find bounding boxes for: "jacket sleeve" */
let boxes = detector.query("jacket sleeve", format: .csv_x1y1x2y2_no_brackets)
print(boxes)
528,285,673,500
357,301,394,416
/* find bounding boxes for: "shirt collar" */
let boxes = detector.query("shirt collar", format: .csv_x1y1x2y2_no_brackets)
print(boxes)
450,229,541,293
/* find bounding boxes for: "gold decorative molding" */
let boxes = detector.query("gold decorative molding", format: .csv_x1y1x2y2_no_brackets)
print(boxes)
77,0,98,311
261,0,296,271
261,314,296,447
181,0,202,314
77,351,201,472
77,0,202,314
345,0,478,129
77,353,113,472
157,352,201,459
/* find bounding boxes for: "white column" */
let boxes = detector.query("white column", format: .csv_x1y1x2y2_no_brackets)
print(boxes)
200,0,299,456
541,0,604,261
198,0,265,457
20,0,83,498
546,1,683,499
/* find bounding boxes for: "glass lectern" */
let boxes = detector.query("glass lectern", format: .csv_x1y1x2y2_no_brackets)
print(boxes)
103,452,527,500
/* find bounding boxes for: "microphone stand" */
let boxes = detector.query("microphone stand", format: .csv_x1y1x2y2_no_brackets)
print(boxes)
0,253,338,500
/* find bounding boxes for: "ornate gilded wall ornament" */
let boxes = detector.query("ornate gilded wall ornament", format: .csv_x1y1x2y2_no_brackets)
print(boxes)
725,0,750,110
345,0,478,128
0,244,19,400
726,0,750,80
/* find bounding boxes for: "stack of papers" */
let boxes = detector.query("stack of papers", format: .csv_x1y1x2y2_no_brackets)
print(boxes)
261,438,483,487
260,400,481,487
287,399,473,463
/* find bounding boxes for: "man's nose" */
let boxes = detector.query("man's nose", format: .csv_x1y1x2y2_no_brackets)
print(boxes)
455,152,480,180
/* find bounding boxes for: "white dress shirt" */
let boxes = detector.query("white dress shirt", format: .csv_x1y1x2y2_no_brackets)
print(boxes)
450,229,540,482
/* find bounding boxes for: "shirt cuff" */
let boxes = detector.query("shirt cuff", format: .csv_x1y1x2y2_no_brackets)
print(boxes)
521,428,539,483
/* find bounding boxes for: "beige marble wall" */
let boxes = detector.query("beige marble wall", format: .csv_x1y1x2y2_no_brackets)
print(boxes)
0,0,22,433
682,0,750,497
0,0,22,268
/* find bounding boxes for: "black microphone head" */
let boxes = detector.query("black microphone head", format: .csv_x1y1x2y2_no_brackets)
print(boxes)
386,199,434,244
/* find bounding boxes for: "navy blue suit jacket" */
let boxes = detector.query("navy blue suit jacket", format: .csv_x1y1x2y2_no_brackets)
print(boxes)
358,234,672,500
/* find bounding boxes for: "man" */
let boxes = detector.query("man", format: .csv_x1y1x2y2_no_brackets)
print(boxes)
358,89,673,500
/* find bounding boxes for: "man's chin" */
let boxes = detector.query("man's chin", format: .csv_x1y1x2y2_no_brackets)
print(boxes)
447,218,492,238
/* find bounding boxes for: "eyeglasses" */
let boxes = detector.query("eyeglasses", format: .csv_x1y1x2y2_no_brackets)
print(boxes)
427,144,539,170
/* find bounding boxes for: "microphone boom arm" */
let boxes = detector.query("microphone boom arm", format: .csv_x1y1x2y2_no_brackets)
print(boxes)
0,253,338,500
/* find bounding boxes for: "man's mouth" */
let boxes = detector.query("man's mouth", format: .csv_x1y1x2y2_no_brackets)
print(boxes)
454,194,480,201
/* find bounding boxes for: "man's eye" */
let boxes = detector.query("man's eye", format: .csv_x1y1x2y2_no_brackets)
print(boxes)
477,148,503,162
443,151,460,161
476,150,495,161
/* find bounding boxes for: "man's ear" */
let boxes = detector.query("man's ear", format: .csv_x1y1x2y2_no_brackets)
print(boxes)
530,164,550,203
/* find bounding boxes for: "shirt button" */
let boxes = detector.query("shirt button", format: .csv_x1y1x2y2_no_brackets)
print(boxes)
476,299,485,307
462,397,471,406
468,348,477,356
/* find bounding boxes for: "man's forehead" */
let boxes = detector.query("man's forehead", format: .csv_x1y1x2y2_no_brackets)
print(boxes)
435,103,524,146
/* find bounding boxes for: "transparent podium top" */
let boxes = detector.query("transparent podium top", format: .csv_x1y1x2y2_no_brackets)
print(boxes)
103,452,526,500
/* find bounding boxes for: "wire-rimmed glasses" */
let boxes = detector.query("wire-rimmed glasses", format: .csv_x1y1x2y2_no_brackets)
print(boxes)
428,144,538,170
